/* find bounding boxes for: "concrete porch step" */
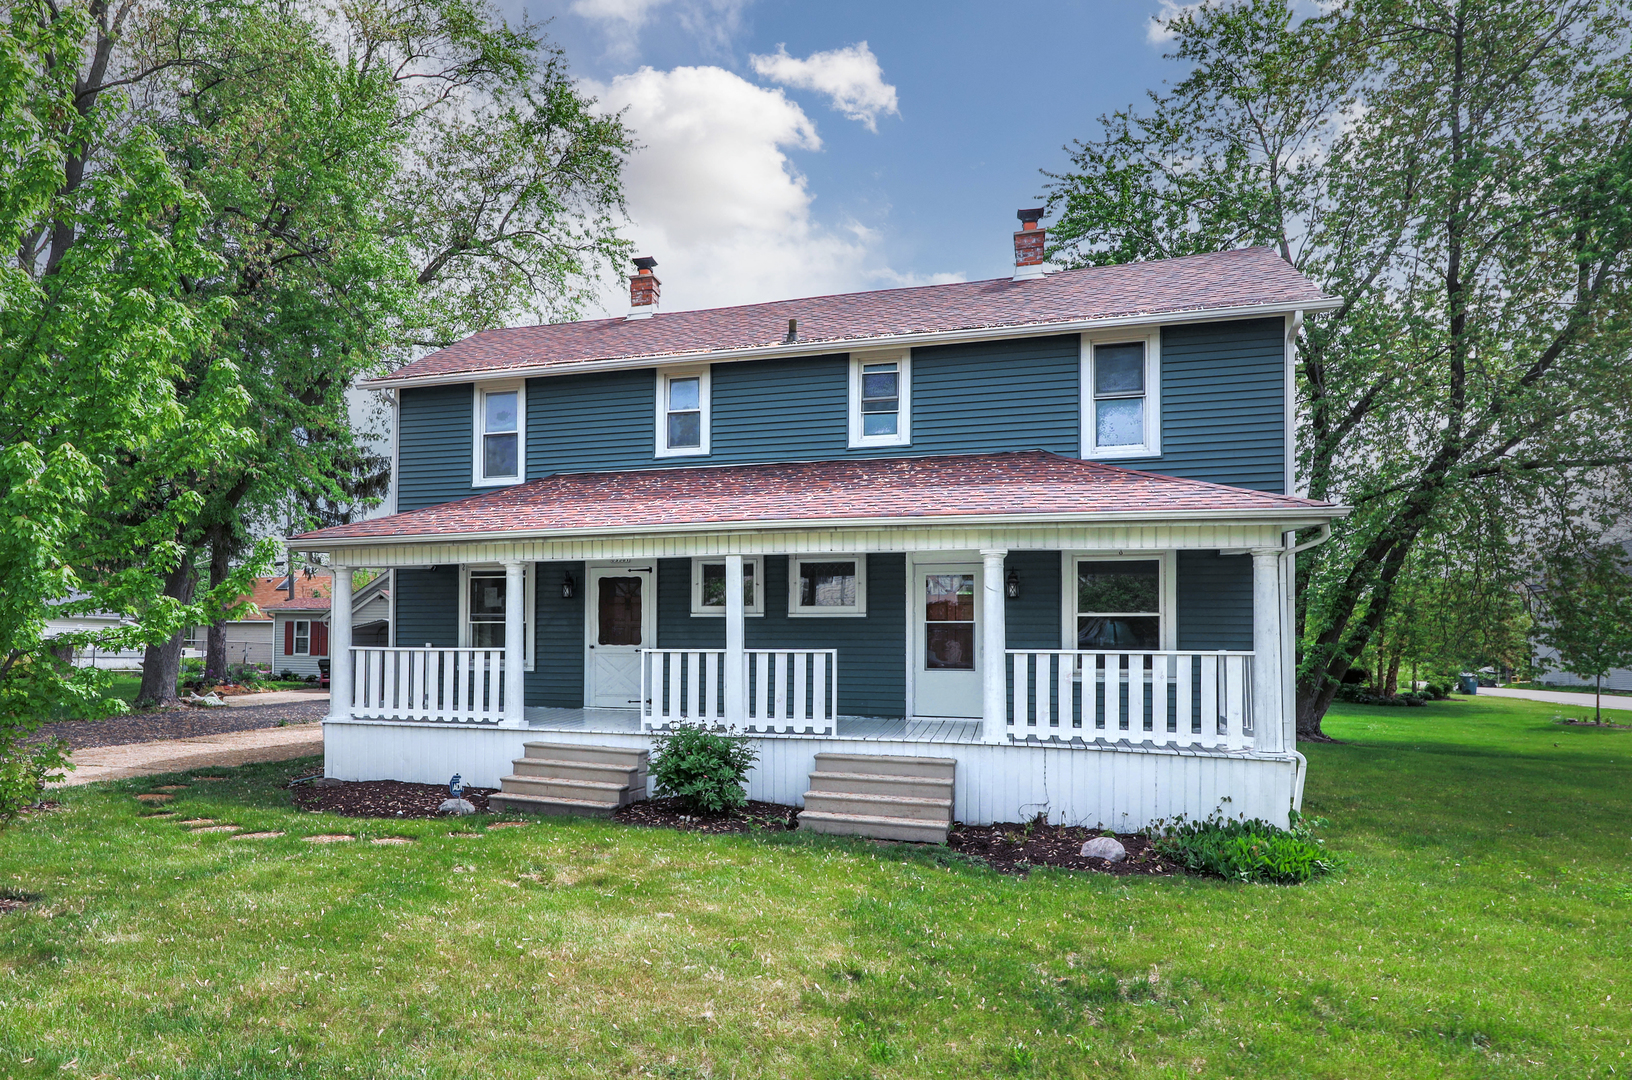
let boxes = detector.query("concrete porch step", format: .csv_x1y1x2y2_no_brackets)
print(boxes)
499,774,630,806
802,789,953,822
807,770,953,800
511,757,644,787
798,810,951,844
813,752,956,780
487,791,618,818
521,742,648,769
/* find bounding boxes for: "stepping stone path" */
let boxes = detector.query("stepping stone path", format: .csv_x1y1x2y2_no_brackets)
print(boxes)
233,831,285,840
178,818,215,826
303,834,354,844
135,794,173,804
448,832,481,838
370,837,414,845
196,777,228,782
487,821,530,830
144,811,176,818
189,825,241,834
155,785,188,792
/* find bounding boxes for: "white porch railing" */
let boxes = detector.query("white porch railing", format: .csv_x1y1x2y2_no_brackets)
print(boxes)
640,648,838,735
1005,650,1254,750
348,647,508,723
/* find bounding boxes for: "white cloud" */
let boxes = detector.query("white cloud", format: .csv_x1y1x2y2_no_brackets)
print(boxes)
749,42,899,132
582,65,960,312
1147,1,1203,44
572,0,752,63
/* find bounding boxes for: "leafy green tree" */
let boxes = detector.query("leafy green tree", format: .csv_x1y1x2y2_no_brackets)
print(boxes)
0,0,261,805
1531,543,1632,722
1043,0,1632,737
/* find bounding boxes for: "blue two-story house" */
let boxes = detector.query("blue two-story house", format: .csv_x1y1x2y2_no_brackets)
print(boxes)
293,211,1346,836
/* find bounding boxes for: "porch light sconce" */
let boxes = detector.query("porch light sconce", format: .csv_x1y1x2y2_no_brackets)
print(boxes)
1005,569,1020,599
561,573,577,600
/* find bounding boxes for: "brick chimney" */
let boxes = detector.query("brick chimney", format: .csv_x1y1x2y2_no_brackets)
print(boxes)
1012,208,1045,281
628,256,659,319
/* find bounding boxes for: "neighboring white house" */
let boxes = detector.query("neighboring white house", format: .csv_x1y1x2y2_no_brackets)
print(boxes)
44,602,155,670
1531,539,1632,692
271,570,392,679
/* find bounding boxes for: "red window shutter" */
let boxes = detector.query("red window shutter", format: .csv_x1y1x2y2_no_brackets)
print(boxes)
313,622,329,656
284,621,294,655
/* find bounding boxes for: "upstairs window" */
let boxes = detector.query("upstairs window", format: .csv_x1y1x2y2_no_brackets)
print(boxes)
849,352,911,448
656,366,710,457
789,555,868,617
1082,334,1160,459
474,382,525,485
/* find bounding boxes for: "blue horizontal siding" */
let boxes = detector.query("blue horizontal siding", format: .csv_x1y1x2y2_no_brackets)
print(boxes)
1175,551,1254,650
526,369,654,476
529,561,585,707
394,567,459,646
907,335,1081,456
1004,551,1062,650
397,386,478,511
655,554,907,718
1152,318,1286,493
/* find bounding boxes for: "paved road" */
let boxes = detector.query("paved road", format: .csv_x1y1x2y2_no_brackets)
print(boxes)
1478,686,1632,712
53,725,324,786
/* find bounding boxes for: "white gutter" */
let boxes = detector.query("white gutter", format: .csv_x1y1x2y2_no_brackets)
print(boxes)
361,297,1345,391
292,504,1351,551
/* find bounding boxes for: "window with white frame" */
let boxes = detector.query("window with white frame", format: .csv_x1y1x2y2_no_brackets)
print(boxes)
292,619,310,655
459,566,536,669
788,555,867,616
1081,334,1160,458
656,367,710,456
474,383,524,484
1074,559,1162,650
690,557,764,616
848,352,910,447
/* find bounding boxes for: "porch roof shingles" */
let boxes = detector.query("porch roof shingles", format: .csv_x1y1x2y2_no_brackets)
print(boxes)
371,247,1334,385
294,451,1341,544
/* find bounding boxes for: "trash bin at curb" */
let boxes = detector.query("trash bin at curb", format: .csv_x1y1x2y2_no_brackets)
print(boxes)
1457,673,1478,695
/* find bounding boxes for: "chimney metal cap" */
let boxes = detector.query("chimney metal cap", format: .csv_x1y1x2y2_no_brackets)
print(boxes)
632,256,658,272
1016,207,1045,225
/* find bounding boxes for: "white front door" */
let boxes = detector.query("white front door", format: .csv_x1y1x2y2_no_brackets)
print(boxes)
585,564,656,709
913,563,982,718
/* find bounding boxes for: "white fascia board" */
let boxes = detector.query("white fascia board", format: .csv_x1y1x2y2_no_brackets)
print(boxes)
359,298,1345,391
291,504,1351,553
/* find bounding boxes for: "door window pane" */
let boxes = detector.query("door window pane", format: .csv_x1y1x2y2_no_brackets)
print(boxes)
597,577,644,645
924,574,975,670
799,561,858,608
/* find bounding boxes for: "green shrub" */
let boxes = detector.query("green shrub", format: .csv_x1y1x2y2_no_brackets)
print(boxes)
649,724,759,816
0,734,70,825
1147,811,1341,884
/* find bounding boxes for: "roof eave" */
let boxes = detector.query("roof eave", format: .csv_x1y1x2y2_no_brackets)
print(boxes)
291,504,1351,550
360,297,1343,390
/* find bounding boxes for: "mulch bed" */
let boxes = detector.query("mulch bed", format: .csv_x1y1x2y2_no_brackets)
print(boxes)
614,796,799,834
0,896,38,915
946,822,1176,877
1557,717,1632,729
290,778,497,818
31,700,328,751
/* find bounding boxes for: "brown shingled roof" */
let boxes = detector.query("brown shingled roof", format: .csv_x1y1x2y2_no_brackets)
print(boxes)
370,248,1334,386
293,451,1342,546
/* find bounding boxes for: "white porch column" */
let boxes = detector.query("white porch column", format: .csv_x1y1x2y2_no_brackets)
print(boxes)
502,560,526,727
724,554,745,727
1251,548,1286,753
980,549,1009,744
326,564,352,722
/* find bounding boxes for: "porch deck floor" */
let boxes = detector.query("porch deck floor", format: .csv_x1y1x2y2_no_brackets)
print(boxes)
522,706,983,744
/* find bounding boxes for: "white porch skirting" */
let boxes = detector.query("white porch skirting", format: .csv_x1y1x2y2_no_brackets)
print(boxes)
321,719,1304,830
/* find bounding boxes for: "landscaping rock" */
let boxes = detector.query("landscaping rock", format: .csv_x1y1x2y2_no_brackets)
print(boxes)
313,777,345,788
1080,836,1127,862
438,797,477,816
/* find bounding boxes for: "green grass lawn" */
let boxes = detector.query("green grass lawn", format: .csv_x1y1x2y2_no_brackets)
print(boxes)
2,697,1628,1078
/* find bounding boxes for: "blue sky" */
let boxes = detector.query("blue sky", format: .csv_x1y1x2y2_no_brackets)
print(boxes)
501,0,1188,314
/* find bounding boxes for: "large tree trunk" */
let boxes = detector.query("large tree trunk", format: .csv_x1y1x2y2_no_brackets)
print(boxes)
1384,651,1401,698
204,535,232,683
136,559,198,708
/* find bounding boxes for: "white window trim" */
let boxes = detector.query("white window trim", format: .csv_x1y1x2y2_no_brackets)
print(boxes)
788,554,868,618
848,350,911,448
291,619,311,656
655,365,711,458
1081,331,1161,460
472,380,526,487
457,564,536,671
690,556,765,617
1059,552,1176,651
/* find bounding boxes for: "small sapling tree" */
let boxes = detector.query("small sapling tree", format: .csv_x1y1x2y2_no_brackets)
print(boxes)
1532,545,1632,723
